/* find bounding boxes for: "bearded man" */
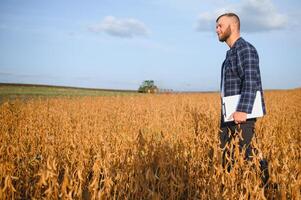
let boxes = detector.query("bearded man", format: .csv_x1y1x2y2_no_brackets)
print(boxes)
216,13,269,186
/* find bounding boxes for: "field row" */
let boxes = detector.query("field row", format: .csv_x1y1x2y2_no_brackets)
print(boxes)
0,89,300,199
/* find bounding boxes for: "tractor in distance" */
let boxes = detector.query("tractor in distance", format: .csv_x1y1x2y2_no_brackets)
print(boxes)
138,80,158,93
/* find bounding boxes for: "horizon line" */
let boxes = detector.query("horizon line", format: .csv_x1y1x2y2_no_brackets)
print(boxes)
0,82,300,93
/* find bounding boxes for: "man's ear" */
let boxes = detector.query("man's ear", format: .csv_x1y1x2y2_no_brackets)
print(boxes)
230,23,238,33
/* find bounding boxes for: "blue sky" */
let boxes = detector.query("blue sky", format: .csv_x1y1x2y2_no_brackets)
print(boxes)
0,0,300,91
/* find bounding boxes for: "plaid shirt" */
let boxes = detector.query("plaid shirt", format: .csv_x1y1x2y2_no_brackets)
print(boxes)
221,37,266,114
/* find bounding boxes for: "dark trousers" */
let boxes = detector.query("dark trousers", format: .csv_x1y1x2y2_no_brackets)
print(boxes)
219,118,269,185
220,118,256,163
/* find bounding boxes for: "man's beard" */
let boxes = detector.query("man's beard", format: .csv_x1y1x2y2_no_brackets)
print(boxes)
219,26,231,42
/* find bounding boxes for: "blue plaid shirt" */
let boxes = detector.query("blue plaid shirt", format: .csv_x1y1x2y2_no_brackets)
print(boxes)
221,37,266,114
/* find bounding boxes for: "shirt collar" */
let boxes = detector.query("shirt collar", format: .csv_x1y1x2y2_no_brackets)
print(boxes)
231,37,243,50
226,37,243,56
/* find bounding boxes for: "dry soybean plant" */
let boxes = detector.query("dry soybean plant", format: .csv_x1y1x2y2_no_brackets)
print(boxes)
0,89,300,199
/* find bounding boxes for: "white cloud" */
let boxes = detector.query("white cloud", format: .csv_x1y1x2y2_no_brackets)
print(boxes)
89,16,150,38
196,0,288,33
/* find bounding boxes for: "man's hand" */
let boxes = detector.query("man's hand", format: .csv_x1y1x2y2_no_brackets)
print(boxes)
230,111,247,124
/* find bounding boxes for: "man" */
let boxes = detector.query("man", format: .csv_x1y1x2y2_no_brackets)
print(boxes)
216,13,269,185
